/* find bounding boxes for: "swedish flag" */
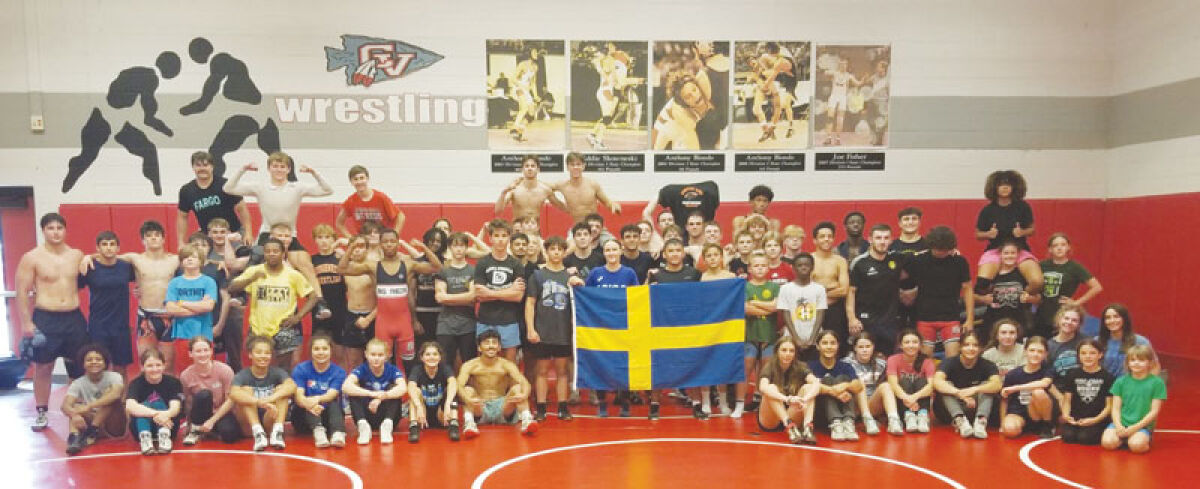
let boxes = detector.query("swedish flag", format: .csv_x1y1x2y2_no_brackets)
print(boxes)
573,278,746,391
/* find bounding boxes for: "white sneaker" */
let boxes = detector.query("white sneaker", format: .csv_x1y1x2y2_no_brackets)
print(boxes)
140,431,155,455
917,411,931,433
829,419,845,441
182,427,201,446
863,416,880,436
252,430,268,451
32,411,49,432
379,419,394,444
357,420,372,445
955,417,974,438
269,427,286,449
730,403,744,419
156,427,173,454
973,417,989,439
886,416,904,435
904,411,919,433
313,426,330,448
330,431,346,448
843,420,860,441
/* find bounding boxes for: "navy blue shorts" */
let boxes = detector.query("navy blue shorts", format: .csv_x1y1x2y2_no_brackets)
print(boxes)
31,309,88,377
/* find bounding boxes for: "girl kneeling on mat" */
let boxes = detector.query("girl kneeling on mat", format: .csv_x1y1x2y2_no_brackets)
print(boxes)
757,336,819,445
1000,336,1055,438
1055,338,1113,445
1102,345,1166,454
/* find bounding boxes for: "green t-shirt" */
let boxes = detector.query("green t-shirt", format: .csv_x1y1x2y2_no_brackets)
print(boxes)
1111,374,1167,430
1035,259,1093,328
745,281,781,344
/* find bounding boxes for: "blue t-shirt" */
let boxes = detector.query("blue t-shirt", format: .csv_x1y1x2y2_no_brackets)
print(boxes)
80,260,135,335
586,265,640,288
1002,364,1051,416
1101,334,1150,375
808,358,857,381
166,274,218,340
291,361,348,399
351,362,405,391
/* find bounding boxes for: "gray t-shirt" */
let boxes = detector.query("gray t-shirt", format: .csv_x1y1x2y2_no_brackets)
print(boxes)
436,263,476,336
226,178,330,235
66,371,124,406
526,267,574,346
232,366,290,399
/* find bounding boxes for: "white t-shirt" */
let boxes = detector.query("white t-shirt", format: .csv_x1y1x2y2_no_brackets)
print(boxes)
66,371,124,406
776,281,828,342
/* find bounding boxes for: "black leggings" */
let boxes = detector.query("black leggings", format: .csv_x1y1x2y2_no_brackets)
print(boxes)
438,333,476,368
291,400,347,434
1061,423,1106,445
187,390,241,443
349,396,401,429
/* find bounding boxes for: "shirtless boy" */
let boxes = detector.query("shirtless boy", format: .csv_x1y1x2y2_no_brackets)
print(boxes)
810,222,850,351
496,155,567,222
553,152,621,223
457,330,538,438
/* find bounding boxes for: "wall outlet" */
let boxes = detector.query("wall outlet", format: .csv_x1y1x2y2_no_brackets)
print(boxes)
30,115,44,132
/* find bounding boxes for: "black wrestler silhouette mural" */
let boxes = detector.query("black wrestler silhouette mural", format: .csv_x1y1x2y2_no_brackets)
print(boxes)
64,37,280,195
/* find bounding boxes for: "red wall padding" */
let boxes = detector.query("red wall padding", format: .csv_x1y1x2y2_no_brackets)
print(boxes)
58,193,1198,359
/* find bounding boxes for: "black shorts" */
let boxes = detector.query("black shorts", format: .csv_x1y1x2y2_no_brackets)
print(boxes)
31,309,88,377
757,415,785,433
89,330,134,367
529,342,572,359
137,307,171,341
341,310,375,348
256,232,305,252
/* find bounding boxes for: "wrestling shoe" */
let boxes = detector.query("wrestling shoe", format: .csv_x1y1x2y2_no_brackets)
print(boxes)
157,427,173,454
140,431,156,455
408,423,420,444
558,404,573,421
447,420,461,442
692,402,709,420
83,426,100,446
65,433,85,455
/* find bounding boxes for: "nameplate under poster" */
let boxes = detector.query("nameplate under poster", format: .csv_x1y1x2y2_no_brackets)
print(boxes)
734,153,805,172
583,153,646,172
653,153,726,172
814,152,885,171
491,154,565,172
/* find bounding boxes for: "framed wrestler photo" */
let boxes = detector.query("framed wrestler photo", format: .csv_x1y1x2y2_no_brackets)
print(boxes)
650,41,731,151
813,45,891,148
570,41,649,152
486,39,567,150
732,41,812,150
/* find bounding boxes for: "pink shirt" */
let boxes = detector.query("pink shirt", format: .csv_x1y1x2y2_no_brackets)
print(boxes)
180,361,235,407
886,353,935,378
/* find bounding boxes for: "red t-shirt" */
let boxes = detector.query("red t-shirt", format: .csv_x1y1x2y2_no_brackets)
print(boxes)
767,262,796,285
341,190,400,234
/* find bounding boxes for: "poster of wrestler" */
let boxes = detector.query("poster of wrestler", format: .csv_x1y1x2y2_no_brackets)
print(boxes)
487,39,567,150
813,45,890,148
570,40,649,151
650,41,731,151
732,41,812,149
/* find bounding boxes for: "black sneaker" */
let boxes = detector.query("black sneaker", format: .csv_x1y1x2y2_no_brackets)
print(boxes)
65,433,85,455
83,425,100,446
648,403,660,421
535,404,547,422
447,421,461,442
745,394,761,413
408,423,420,444
692,403,709,420
557,405,572,422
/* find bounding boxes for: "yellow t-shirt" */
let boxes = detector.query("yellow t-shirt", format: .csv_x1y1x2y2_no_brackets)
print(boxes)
239,265,314,337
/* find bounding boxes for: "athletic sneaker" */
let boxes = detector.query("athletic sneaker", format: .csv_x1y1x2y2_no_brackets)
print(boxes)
330,431,346,448
356,420,372,445
140,431,156,455
559,404,573,421
886,416,904,435
408,423,420,443
379,419,394,444
447,421,461,442
83,426,100,446
843,419,860,441
863,416,880,436
462,421,480,440
692,403,709,420
182,427,202,446
157,427,173,454
730,402,744,419
269,427,286,449
31,411,49,432
597,403,609,418
973,417,989,439
955,417,974,438
787,424,803,444
916,411,931,433
535,406,547,423
904,411,919,433
252,430,268,451
800,424,817,445
830,420,845,441
519,416,539,436
65,433,85,455
313,426,330,448
647,402,660,421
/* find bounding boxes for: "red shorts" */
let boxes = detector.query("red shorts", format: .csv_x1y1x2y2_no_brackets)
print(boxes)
917,321,961,345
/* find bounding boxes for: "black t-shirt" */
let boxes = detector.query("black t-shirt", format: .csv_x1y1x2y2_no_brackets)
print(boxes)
888,238,928,256
1056,367,1115,420
976,200,1034,251
564,248,604,279
648,265,701,284
658,181,720,225
620,252,654,284
126,374,185,406
407,363,454,408
938,356,999,389
474,254,524,325
904,253,971,322
849,252,905,324
311,252,347,315
980,267,1029,327
653,253,694,272
413,257,440,311
178,177,244,233
526,268,575,345
837,239,869,260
